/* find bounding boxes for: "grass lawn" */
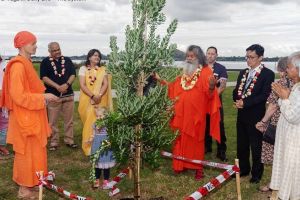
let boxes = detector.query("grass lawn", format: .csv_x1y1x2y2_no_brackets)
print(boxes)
0,84,272,200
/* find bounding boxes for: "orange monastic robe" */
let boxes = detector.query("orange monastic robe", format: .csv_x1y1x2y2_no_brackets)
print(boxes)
0,55,51,187
168,66,221,171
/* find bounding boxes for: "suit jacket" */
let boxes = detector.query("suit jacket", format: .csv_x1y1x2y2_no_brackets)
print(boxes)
233,66,275,124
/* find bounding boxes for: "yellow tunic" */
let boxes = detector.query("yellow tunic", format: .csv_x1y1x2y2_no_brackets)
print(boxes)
78,66,113,156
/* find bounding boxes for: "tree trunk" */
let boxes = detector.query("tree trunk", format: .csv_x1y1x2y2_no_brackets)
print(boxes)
134,5,147,199
134,71,144,200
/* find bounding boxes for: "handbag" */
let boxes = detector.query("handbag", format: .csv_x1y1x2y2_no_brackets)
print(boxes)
263,123,276,145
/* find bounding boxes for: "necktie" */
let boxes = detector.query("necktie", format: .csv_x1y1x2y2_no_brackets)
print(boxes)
244,70,255,91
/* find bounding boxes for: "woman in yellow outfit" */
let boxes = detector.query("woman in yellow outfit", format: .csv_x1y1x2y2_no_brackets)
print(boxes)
78,49,113,156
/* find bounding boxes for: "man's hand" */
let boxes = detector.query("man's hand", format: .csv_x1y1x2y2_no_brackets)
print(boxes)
56,84,68,94
233,99,244,109
44,93,59,102
272,82,290,99
208,76,217,90
61,83,69,92
153,72,161,81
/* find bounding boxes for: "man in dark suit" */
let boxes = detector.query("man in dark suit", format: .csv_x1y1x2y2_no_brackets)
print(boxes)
233,44,275,183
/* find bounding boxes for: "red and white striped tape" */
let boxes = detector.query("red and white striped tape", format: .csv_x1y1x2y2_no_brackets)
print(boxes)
36,171,93,200
185,166,240,200
161,151,234,170
161,151,240,200
107,167,130,197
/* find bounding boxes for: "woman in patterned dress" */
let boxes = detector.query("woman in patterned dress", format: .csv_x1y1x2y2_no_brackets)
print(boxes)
255,57,293,192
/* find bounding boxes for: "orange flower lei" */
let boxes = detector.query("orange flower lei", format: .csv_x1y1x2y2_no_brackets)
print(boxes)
87,65,98,86
237,65,264,99
50,56,65,77
180,67,202,90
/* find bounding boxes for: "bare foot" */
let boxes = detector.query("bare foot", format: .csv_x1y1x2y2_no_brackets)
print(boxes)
18,186,38,199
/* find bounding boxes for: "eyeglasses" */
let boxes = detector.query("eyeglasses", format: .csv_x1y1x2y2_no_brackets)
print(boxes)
245,56,258,60
51,48,61,53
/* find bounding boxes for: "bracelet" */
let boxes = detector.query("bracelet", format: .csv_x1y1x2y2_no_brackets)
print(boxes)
66,82,71,87
261,120,267,124
91,95,94,99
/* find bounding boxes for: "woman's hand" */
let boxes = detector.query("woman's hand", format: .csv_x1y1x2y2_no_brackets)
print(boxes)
256,121,268,133
92,94,102,104
272,82,290,99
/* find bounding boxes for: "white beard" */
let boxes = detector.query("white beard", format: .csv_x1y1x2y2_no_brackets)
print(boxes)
183,62,198,76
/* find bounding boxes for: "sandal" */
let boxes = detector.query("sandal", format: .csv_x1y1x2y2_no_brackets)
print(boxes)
66,143,78,148
0,146,10,156
93,179,100,188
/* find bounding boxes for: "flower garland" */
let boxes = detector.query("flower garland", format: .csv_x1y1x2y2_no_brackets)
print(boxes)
237,65,264,99
180,67,202,91
49,56,65,77
89,139,111,182
87,65,98,86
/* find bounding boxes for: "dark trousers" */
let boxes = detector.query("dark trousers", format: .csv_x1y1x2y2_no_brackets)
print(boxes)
236,119,264,179
95,168,110,180
205,107,227,153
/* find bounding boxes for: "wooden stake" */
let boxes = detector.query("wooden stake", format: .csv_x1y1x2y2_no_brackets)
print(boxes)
129,167,133,179
38,171,44,200
134,140,141,200
235,159,242,200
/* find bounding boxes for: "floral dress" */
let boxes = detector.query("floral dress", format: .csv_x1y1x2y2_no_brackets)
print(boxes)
261,76,293,164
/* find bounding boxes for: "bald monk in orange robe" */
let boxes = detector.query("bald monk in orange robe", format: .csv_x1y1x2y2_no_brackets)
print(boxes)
0,31,58,199
155,45,220,180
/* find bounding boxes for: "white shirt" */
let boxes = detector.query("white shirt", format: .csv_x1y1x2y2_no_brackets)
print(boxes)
245,64,262,89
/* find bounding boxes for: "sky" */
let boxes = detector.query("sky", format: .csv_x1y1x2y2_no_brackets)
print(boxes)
0,0,299,57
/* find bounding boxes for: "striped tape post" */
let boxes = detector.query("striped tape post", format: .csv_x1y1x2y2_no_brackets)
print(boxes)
36,171,93,200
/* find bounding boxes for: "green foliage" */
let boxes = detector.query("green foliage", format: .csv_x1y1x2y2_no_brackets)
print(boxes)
99,0,178,168
97,86,177,168
89,139,111,182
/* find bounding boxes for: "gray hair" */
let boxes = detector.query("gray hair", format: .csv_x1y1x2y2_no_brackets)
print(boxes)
48,42,60,50
276,57,288,72
288,51,300,76
186,45,207,66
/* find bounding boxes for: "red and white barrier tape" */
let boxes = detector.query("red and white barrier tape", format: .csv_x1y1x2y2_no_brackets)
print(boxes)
107,167,130,197
161,151,233,170
36,171,93,200
185,165,240,200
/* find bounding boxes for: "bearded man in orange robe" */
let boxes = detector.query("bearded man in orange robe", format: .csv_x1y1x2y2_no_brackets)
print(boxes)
155,45,221,180
0,31,58,199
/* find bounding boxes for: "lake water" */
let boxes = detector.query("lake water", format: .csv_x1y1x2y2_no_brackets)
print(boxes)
72,60,278,72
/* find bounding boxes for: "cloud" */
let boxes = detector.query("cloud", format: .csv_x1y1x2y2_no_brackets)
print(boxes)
0,0,299,57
